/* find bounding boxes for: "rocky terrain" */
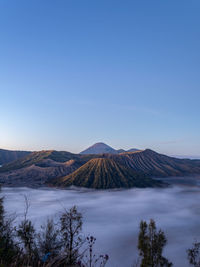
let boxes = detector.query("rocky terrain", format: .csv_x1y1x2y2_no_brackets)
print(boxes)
0,144,200,189
52,157,162,189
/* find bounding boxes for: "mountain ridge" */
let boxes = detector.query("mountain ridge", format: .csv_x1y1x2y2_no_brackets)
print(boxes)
1,146,200,189
80,142,140,155
0,149,31,166
0,150,95,173
51,158,162,189
80,142,117,154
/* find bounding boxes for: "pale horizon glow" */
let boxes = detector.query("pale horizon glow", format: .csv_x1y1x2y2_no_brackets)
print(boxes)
0,1,200,156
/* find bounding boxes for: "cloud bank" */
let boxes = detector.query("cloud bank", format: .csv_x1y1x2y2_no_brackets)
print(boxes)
2,184,200,267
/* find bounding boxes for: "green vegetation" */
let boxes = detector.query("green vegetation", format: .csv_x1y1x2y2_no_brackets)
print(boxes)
137,219,172,267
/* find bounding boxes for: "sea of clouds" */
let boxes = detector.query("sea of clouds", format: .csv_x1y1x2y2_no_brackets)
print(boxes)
2,181,200,267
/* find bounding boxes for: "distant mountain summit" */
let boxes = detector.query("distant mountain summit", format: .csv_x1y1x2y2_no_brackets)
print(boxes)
80,142,117,154
80,142,140,155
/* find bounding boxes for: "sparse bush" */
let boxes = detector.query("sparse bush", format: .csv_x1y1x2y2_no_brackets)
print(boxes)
137,219,172,267
0,196,20,265
81,235,109,267
60,206,84,265
187,241,200,267
0,193,109,267
37,218,62,259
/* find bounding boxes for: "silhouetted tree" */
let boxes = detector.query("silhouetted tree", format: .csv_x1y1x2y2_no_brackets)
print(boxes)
60,205,84,265
0,192,108,267
81,235,109,267
16,195,38,263
187,241,200,266
137,219,172,267
0,194,19,265
37,218,62,259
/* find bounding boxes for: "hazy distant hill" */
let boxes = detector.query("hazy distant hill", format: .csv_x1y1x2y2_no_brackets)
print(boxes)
80,142,117,154
116,149,126,153
0,150,94,173
127,148,140,153
0,150,95,187
0,159,82,187
80,142,140,154
52,158,161,189
0,149,30,166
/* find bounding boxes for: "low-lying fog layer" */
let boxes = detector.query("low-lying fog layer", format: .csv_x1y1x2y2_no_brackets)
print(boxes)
2,182,200,267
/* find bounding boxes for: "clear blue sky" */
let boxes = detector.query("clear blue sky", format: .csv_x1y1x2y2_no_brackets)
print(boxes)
0,0,200,156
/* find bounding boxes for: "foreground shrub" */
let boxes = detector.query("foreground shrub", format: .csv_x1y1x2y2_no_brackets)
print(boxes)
137,219,172,267
0,194,108,267
187,241,200,267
